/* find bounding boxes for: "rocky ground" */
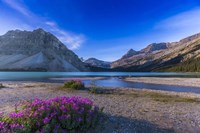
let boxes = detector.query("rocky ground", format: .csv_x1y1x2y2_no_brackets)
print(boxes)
1,81,200,133
125,77,200,87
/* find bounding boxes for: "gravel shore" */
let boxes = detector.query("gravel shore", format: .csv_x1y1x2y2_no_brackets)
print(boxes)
1,81,200,133
125,77,200,87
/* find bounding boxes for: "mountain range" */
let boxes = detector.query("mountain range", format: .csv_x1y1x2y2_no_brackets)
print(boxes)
111,33,200,72
1,28,200,72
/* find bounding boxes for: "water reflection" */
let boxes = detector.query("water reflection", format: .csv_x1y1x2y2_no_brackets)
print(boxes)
82,77,200,94
1,72,200,94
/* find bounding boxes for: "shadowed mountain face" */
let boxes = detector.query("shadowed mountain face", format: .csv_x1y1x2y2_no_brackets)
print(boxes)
111,33,200,72
0,29,89,72
84,58,111,68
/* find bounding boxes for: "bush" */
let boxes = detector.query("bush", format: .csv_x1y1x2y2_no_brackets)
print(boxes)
0,96,102,133
89,87,98,94
64,80,85,90
0,83,4,88
89,81,98,94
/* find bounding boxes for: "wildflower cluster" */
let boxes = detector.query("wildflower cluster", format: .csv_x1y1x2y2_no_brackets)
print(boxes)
0,96,102,133
64,80,85,90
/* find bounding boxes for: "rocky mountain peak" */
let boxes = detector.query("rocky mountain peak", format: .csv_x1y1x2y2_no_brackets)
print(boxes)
140,43,168,53
180,33,200,44
0,29,88,71
85,58,111,68
87,58,97,61
33,28,47,34
121,49,138,59
4,29,26,36
128,49,136,54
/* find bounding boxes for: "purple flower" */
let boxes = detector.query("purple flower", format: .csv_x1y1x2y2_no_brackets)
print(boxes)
36,122,40,127
88,110,94,115
77,118,83,122
0,122,5,129
43,117,51,124
9,112,24,118
54,124,60,129
1,96,101,132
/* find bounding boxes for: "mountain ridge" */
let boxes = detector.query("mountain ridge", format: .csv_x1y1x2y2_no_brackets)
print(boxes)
84,58,111,68
1,28,200,72
0,28,89,72
111,32,200,72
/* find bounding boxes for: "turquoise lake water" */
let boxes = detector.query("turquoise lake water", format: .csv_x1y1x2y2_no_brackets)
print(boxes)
0,72,200,80
1,72,200,94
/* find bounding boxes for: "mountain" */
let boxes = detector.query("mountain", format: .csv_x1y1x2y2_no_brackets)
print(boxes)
121,49,138,59
112,43,170,69
0,28,89,71
140,43,169,53
111,33,200,72
1,29,200,72
85,58,111,68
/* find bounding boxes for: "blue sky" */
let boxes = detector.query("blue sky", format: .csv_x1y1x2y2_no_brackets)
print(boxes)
0,0,200,61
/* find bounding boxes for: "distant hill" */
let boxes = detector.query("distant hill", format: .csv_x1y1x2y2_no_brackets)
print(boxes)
0,28,89,71
111,33,200,72
84,58,111,68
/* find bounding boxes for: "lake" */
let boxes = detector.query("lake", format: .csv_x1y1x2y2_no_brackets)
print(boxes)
1,72,200,94
1,72,200,80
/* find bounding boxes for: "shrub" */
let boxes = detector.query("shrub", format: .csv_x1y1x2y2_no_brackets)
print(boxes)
0,83,4,88
89,87,98,94
0,96,102,133
88,81,112,94
89,81,98,94
63,80,85,90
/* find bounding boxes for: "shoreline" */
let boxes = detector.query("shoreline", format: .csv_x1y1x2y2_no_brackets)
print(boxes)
2,76,200,88
1,81,200,132
125,77,200,88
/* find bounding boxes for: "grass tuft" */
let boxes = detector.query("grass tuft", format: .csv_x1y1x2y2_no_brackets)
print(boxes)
0,83,5,89
62,80,85,90
130,91,200,103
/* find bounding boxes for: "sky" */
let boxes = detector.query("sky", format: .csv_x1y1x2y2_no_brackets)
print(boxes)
0,0,200,61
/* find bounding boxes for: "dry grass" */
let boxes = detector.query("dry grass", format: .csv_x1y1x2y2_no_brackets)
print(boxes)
0,83,5,89
24,85,35,88
130,91,200,103
88,87,114,94
55,83,200,103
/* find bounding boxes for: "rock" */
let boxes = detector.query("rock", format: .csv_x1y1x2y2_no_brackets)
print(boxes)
121,49,139,59
0,28,89,72
85,58,111,68
140,43,169,53
111,32,200,72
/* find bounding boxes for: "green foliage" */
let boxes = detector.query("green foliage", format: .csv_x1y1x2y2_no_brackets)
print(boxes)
0,83,5,88
90,87,98,94
163,58,200,72
89,81,98,94
63,80,85,90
